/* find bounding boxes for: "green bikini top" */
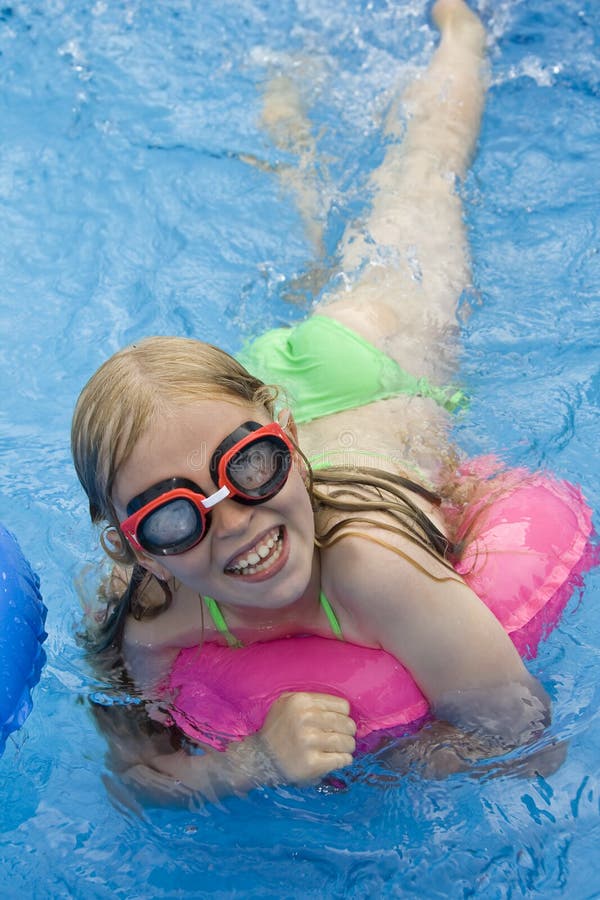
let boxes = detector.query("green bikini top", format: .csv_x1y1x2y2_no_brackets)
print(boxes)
203,592,343,648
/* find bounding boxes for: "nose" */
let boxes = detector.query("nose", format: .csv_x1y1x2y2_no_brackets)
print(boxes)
210,497,253,539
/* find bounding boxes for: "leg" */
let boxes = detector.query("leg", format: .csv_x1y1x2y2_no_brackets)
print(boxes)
261,73,326,255
260,1,487,484
319,0,487,384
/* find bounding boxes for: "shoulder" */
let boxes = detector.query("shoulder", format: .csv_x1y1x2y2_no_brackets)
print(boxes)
314,466,454,607
122,581,208,689
322,524,453,596
320,527,531,707
320,523,458,645
124,580,205,651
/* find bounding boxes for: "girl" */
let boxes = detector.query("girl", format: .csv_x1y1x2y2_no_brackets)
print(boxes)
73,0,553,802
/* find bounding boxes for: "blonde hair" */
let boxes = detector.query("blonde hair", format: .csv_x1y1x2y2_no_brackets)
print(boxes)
71,335,278,565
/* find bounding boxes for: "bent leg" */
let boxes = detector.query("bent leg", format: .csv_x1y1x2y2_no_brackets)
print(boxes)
261,73,326,255
319,0,487,384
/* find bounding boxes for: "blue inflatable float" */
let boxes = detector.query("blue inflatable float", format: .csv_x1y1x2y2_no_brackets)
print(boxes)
0,524,47,756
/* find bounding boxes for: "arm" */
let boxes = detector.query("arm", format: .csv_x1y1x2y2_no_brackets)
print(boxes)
374,717,566,783
118,623,356,804
327,533,551,756
97,691,356,807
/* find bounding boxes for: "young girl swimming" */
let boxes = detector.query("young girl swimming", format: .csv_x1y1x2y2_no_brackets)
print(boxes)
72,0,567,802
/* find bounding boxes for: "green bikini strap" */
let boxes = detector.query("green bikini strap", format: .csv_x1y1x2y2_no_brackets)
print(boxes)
203,596,243,648
416,378,468,413
203,592,343,646
319,591,343,640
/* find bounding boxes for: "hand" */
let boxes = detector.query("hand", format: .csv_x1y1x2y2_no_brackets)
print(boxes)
99,693,356,807
258,691,357,784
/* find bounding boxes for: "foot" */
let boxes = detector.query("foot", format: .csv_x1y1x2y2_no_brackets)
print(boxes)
261,74,312,152
432,0,486,54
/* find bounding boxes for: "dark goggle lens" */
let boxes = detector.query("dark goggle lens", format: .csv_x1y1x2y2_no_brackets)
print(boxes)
226,437,291,500
138,497,205,555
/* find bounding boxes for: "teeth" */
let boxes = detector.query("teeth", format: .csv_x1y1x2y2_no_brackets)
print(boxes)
226,528,283,576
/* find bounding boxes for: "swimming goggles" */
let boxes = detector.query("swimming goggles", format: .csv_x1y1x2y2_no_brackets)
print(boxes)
120,421,294,556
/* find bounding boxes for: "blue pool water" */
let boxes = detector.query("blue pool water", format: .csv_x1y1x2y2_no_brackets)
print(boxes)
1,0,599,896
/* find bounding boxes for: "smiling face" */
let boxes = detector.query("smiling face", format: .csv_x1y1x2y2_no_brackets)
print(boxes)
111,398,317,613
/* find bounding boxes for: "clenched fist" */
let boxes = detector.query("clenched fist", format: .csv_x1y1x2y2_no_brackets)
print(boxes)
258,691,357,783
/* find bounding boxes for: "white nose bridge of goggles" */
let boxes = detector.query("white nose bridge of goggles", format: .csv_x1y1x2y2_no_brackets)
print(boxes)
200,484,231,510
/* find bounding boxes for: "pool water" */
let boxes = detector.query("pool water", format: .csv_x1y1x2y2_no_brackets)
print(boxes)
1,0,599,896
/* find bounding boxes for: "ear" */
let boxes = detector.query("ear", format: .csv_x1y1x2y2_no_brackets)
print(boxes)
105,525,171,582
133,551,172,583
278,407,299,443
